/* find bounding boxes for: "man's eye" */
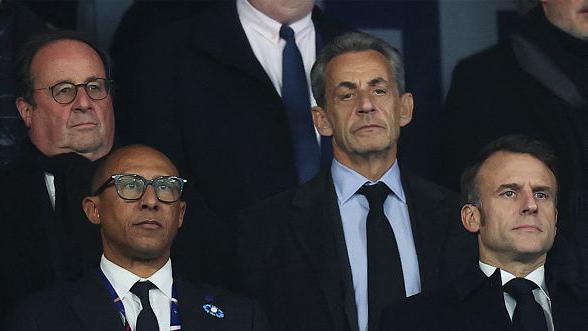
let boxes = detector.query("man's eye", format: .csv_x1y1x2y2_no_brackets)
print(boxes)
337,92,354,101
502,191,516,198
87,83,101,91
534,192,548,199
373,88,388,95
56,86,73,95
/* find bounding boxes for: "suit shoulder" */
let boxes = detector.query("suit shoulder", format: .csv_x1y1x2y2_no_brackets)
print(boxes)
403,171,458,203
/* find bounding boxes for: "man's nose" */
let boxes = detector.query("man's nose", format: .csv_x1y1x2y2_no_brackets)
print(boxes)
520,191,538,215
357,90,375,114
140,185,160,210
71,86,93,112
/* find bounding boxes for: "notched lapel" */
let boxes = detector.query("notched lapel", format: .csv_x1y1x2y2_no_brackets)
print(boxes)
401,172,456,290
189,3,277,95
289,170,356,331
68,274,125,331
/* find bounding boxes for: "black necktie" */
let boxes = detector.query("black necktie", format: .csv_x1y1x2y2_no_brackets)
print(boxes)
357,182,405,331
280,24,320,184
130,281,159,331
503,278,548,331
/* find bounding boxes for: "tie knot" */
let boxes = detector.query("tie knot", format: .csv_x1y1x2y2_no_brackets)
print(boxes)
130,281,156,304
503,278,538,300
357,182,391,207
279,24,295,41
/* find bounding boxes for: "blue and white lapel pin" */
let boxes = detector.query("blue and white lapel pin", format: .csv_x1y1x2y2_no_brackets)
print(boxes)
203,303,225,319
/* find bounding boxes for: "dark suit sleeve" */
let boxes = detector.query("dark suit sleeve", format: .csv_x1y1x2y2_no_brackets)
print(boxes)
5,298,40,331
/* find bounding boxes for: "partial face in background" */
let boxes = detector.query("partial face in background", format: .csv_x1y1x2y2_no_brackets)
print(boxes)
462,151,558,266
16,39,114,160
312,50,413,167
84,146,186,263
248,0,314,23
542,0,588,40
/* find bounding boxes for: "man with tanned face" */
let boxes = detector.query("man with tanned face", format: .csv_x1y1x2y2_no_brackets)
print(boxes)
235,32,476,331
7,145,269,331
382,135,588,331
0,30,115,318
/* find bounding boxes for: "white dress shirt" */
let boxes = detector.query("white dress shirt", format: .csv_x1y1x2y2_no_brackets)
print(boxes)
44,173,55,209
237,0,321,145
332,160,421,331
479,261,554,331
100,255,175,331
237,0,316,103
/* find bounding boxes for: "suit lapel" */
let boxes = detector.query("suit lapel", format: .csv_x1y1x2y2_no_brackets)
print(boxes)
67,273,125,331
401,172,454,291
289,170,356,331
456,268,513,331
175,279,208,331
189,2,278,98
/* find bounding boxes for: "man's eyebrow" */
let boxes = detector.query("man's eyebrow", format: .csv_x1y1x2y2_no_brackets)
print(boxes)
531,185,553,192
335,81,357,89
367,77,389,86
495,183,521,193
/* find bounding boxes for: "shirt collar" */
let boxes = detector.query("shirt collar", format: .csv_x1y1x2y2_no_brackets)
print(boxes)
331,159,406,205
237,0,313,43
479,261,550,298
100,255,174,300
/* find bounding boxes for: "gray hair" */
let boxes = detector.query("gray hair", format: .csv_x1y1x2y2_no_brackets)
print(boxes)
311,31,406,109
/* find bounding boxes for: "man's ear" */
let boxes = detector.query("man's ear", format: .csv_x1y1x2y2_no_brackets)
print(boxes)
398,92,414,128
311,106,333,137
177,201,186,229
16,97,33,128
461,204,481,233
83,196,101,225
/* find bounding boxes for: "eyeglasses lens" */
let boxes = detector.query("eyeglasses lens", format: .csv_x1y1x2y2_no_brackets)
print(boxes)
52,79,109,104
115,175,182,202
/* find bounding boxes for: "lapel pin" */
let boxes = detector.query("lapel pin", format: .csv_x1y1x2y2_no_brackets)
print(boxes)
203,303,225,318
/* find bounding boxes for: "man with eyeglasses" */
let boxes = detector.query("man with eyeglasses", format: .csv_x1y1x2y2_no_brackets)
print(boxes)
7,144,269,331
0,30,115,319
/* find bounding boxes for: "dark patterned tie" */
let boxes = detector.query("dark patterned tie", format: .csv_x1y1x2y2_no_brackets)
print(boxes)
503,277,548,331
130,281,159,331
280,24,320,184
357,182,405,331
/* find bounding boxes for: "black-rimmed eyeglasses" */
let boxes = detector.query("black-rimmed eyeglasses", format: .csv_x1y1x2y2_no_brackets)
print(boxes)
34,78,112,104
93,174,187,203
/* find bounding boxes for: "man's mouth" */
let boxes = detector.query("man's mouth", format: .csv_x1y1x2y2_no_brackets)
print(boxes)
134,220,162,229
512,224,542,232
71,122,97,129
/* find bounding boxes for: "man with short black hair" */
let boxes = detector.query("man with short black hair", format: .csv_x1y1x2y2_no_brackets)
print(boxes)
382,135,588,331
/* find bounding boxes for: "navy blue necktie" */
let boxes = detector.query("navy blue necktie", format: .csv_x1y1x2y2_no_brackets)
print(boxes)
503,278,548,331
280,24,320,184
357,182,405,331
130,281,159,331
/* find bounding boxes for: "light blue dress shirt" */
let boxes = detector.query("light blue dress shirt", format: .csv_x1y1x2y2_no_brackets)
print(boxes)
331,159,421,331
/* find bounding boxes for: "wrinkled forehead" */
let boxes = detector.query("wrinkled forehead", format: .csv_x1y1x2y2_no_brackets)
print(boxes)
325,50,394,86
477,152,557,192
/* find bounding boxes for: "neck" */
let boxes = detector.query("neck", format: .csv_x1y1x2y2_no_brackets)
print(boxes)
103,250,170,278
480,253,546,278
334,147,397,182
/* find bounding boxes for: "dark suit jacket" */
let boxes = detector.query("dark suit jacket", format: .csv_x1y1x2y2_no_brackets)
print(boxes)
235,167,477,331
7,272,270,331
381,236,588,331
0,140,102,319
120,1,349,219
